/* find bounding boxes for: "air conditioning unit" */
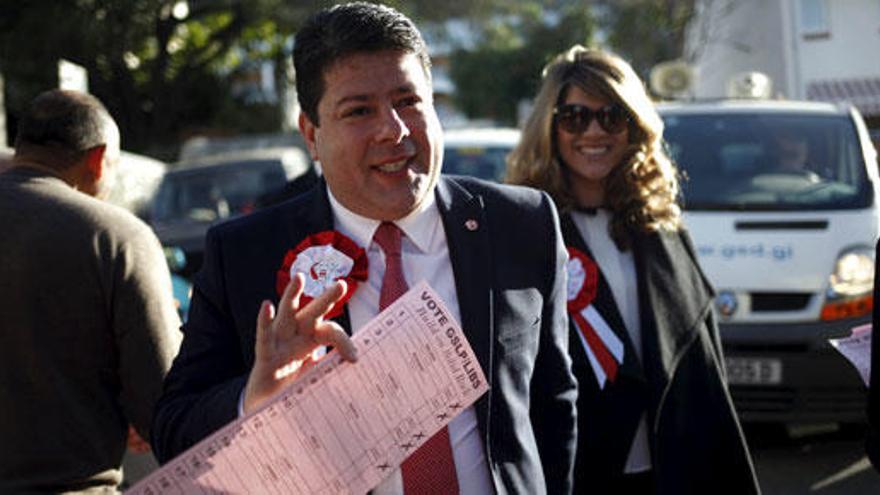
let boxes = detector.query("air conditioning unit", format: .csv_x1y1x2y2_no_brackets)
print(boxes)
726,71,772,99
649,60,695,99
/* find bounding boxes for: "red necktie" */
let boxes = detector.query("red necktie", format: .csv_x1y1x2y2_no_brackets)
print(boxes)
374,222,409,310
373,222,460,494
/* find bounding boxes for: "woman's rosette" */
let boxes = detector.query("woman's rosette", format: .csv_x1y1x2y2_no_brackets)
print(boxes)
567,247,624,389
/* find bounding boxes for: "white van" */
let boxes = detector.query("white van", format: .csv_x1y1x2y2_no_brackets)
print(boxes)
658,99,878,424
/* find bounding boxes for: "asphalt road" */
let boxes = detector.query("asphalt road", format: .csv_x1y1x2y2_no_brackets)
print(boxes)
122,424,880,493
747,423,880,494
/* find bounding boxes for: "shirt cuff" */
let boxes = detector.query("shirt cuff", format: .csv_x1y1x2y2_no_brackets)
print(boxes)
237,386,246,417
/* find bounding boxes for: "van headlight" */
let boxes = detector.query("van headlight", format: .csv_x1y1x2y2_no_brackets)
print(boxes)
828,247,874,298
821,247,874,321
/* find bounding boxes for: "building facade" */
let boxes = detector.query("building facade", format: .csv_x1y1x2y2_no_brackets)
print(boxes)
685,0,880,130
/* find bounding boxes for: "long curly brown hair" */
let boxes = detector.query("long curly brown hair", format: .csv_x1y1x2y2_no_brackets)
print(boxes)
507,46,682,249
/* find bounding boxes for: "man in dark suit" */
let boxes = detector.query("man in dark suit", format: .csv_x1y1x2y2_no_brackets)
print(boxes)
151,3,577,493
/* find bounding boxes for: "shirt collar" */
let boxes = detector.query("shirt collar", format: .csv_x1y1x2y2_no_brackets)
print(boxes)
326,185,442,254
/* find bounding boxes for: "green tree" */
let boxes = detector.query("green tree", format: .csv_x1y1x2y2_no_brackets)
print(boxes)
448,3,596,125
0,0,322,157
604,0,697,78
0,0,513,157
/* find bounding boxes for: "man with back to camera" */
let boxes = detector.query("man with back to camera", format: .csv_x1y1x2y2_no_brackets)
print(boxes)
0,89,182,493
151,2,578,494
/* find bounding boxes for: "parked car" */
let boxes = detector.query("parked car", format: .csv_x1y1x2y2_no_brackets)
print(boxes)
178,132,307,162
442,127,520,182
658,99,878,424
150,146,311,277
105,151,168,220
163,246,191,322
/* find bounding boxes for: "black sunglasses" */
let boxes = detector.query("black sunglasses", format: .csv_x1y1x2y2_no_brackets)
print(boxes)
553,104,630,134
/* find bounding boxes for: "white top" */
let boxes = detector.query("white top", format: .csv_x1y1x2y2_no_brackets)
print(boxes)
329,188,494,495
572,210,652,474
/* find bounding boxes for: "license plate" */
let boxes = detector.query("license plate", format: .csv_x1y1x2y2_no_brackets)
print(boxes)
724,357,783,385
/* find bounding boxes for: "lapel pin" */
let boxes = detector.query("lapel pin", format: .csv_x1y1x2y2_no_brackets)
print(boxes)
465,219,479,231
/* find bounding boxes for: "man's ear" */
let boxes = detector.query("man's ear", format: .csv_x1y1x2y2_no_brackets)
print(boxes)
299,112,319,161
83,144,107,181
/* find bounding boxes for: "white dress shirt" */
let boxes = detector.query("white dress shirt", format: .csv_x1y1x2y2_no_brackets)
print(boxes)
572,209,652,474
328,188,493,495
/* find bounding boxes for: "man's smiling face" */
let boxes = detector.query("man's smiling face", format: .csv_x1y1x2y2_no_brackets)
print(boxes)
300,50,443,220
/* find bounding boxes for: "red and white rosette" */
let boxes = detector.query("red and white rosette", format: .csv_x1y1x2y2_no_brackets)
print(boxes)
276,231,368,319
567,247,625,390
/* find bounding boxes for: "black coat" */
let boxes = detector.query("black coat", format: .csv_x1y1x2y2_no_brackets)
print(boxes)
562,213,760,495
867,240,880,470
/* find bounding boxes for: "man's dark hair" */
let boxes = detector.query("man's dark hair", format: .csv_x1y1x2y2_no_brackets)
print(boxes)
14,89,113,165
293,2,431,126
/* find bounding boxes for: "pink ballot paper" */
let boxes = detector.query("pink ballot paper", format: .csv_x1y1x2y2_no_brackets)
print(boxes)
128,281,489,494
828,323,872,387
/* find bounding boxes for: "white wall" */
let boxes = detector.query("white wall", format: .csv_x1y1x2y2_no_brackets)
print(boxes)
796,0,880,93
686,0,788,98
686,0,880,100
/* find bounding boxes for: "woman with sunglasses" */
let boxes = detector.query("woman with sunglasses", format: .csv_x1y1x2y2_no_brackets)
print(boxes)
507,46,760,494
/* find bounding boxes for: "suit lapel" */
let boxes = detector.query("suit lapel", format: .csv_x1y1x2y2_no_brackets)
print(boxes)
560,213,644,382
434,178,494,436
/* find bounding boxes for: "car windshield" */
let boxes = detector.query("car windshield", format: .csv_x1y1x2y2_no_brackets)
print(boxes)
662,112,871,211
152,160,287,222
443,146,511,182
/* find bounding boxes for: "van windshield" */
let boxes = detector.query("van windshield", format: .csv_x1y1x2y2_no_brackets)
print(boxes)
662,112,871,211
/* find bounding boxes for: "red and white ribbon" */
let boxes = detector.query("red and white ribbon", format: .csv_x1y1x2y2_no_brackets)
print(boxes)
567,247,624,390
276,231,368,319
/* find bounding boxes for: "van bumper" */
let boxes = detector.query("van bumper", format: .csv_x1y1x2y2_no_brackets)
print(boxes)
720,316,870,424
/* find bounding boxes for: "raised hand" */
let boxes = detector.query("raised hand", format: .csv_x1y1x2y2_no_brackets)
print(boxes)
242,273,357,414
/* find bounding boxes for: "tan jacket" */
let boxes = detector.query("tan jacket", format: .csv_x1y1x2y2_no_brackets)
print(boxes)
0,167,181,493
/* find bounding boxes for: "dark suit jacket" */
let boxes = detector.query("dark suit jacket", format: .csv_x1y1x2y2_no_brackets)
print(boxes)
867,240,880,470
561,213,760,495
152,176,578,494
